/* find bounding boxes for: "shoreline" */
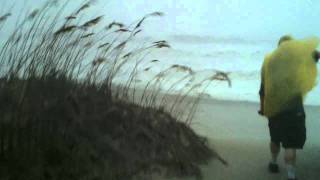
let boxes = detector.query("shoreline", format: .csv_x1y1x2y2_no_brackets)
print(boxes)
126,84,320,108
199,96,320,109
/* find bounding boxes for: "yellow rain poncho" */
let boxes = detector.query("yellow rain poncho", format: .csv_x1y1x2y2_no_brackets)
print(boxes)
262,37,319,118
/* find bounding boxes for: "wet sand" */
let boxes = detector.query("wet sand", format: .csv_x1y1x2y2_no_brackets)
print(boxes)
156,98,320,180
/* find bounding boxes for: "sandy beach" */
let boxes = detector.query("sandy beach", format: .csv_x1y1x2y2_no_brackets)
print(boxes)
156,98,320,180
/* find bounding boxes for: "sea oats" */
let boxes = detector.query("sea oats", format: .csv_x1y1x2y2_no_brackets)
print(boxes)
115,42,126,49
153,40,167,44
144,67,151,71
0,13,11,23
210,71,231,87
92,57,106,66
171,65,193,74
98,42,110,49
81,16,103,29
114,28,131,33
133,29,142,36
81,33,95,39
123,52,132,58
84,41,93,47
28,9,39,20
54,25,77,36
65,15,77,20
135,17,146,29
106,21,124,30
156,43,170,48
148,12,165,17
75,3,90,15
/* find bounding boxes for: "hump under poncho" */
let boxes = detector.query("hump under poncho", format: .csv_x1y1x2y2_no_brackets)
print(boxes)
262,37,319,118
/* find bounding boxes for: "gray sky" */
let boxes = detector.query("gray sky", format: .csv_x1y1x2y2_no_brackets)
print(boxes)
105,0,320,40
2,0,320,40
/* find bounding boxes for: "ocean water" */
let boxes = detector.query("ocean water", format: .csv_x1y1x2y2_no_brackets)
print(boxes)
124,36,320,106
1,0,319,105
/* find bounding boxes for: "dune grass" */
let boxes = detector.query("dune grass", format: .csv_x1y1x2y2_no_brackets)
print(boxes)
0,1,230,179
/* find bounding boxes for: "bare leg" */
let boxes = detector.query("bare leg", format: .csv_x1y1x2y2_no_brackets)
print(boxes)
270,142,280,163
284,148,297,179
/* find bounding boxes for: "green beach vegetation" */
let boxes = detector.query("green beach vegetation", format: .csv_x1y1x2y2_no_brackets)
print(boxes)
0,1,230,179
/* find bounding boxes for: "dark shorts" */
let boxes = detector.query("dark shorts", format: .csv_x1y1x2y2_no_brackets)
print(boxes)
268,111,306,149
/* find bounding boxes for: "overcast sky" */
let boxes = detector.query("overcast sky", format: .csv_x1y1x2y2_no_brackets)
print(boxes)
2,0,320,40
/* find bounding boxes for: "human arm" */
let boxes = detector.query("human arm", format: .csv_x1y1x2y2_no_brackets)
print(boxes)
258,60,266,116
258,83,265,116
312,50,320,62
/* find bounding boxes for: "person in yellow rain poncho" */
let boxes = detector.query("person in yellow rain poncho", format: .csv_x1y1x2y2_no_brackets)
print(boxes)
258,35,320,180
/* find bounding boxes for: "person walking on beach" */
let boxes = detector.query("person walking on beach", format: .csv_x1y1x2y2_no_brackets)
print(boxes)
259,35,320,180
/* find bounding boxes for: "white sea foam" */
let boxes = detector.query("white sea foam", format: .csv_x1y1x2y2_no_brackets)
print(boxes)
121,35,320,106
